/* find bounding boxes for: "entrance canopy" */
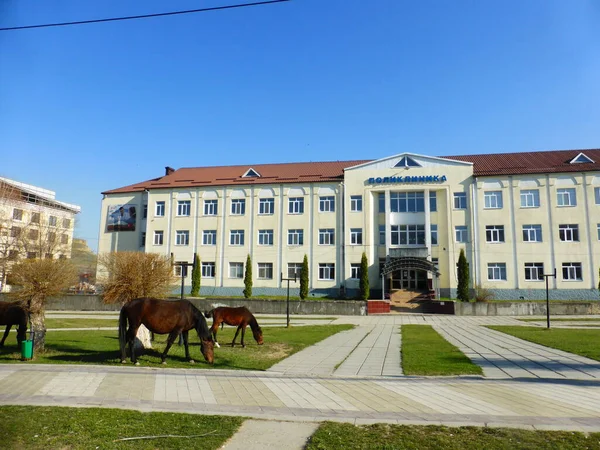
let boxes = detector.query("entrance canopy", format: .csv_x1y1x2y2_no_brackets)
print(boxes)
381,257,440,277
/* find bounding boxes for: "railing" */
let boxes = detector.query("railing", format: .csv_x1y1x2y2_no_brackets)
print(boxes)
389,247,428,258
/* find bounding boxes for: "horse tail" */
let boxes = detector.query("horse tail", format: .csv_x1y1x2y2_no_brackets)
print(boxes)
118,306,128,356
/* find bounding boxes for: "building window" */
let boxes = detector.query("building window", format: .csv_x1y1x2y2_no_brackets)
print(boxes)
287,263,302,279
174,262,188,278
259,198,274,215
318,263,335,280
350,263,361,279
487,263,507,281
559,224,579,242
13,209,23,221
288,197,304,214
155,201,165,217
48,232,56,243
258,263,273,279
562,262,582,281
595,187,600,205
45,253,53,259
557,188,576,207
229,262,244,279
319,229,335,245
520,190,540,208
432,257,439,271
11,226,21,238
485,225,505,243
429,192,437,212
29,229,38,240
153,230,164,245
61,234,69,245
391,224,425,245
524,262,544,281
430,224,438,246
453,192,467,209
204,199,218,216
49,215,58,226
390,192,425,213
319,196,335,212
201,230,216,245
31,212,40,224
175,230,189,246
597,224,600,241
62,218,71,228
378,193,385,213
350,228,363,245
523,224,542,242
350,195,363,212
258,229,274,246
8,250,19,260
288,229,304,246
201,262,216,278
455,226,468,243
27,252,37,259
379,225,385,245
140,232,145,247
484,191,503,209
231,199,246,215
143,204,148,219
177,200,191,216
230,230,245,246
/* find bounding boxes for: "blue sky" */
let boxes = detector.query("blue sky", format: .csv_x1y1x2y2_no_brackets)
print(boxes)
1,0,599,252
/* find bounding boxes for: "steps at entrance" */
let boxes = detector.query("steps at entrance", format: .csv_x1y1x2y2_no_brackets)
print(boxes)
389,290,432,312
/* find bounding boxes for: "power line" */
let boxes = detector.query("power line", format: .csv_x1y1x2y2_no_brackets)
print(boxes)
0,0,290,32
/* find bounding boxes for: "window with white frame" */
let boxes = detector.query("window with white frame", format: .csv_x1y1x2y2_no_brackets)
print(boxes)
557,188,576,206
155,201,165,217
288,229,304,246
485,225,505,243
287,263,302,279
453,192,467,209
204,199,218,216
49,215,58,226
390,224,425,245
177,200,191,216
562,262,582,281
432,258,439,271
140,232,145,247
350,263,361,279
455,225,468,243
153,230,164,245
390,191,425,213
487,263,507,280
319,196,335,212
430,224,438,246
350,195,363,212
258,229,274,246
524,262,544,281
202,230,217,245
13,209,23,221
522,224,542,242
63,218,71,228
174,262,188,278
378,193,385,213
231,199,246,215
288,197,304,214
429,191,437,212
484,191,503,209
259,198,274,215
201,262,216,278
229,262,243,279
379,225,385,245
319,228,335,245
230,230,245,246
520,189,540,208
175,230,189,246
143,204,147,219
318,263,335,280
350,228,363,245
559,224,579,242
258,263,273,279
595,187,600,205
597,224,600,240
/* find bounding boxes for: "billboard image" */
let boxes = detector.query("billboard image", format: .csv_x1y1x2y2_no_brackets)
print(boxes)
107,204,136,232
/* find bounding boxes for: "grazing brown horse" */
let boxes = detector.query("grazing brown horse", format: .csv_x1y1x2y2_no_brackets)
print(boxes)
205,306,263,348
0,302,27,347
119,298,214,365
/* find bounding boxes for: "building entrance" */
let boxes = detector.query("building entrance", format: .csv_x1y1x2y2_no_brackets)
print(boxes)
391,269,428,290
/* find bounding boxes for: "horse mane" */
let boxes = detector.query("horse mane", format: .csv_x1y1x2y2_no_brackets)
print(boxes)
190,303,212,340
204,309,214,319
248,314,261,332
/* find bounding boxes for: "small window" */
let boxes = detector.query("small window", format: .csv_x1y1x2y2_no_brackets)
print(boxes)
13,209,23,221
520,190,540,208
570,153,594,164
523,224,542,242
155,201,165,217
288,229,304,246
524,262,544,281
31,212,40,224
62,218,71,228
204,200,218,216
203,230,217,245
379,225,385,245
229,262,244,279
259,198,274,215
175,230,189,246
484,191,503,209
318,263,335,280
153,230,164,245
455,226,468,243
350,195,363,212
49,215,58,226
394,156,421,168
174,262,188,278
243,168,261,177
430,224,438,246
27,252,37,259
45,253,53,259
8,250,19,260
557,188,576,207
559,224,579,242
143,204,148,219
201,262,216,278
231,199,246,215
288,197,304,214
319,229,335,245
257,263,273,279
287,263,302,279
48,232,56,243
29,229,38,240
595,187,600,205
485,225,505,243
487,263,507,280
562,262,582,281
453,193,467,209
378,193,385,213
140,232,146,247
429,192,437,212
258,229,274,246
597,224,600,241
350,228,363,245
319,196,335,212
177,200,191,216
11,226,21,238
350,263,361,279
230,230,245,246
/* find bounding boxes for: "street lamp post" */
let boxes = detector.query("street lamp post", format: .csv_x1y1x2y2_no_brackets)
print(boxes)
543,268,557,329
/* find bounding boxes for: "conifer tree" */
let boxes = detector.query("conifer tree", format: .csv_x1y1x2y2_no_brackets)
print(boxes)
300,254,309,299
243,254,252,298
457,249,470,302
359,252,370,300
190,254,201,297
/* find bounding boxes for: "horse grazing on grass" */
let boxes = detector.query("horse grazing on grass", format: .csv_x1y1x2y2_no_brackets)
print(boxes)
119,298,214,365
204,306,263,348
0,302,27,347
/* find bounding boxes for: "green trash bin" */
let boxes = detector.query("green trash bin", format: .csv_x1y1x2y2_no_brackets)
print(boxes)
21,340,33,360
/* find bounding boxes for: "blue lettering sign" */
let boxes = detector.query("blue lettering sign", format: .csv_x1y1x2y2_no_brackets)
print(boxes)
365,175,448,184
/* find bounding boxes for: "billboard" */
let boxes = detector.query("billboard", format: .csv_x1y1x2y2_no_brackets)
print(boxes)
107,204,136,232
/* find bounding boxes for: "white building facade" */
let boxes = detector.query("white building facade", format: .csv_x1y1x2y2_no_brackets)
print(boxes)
98,149,600,300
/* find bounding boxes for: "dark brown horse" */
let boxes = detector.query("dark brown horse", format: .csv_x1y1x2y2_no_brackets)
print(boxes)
119,298,214,365
205,306,263,348
0,302,27,347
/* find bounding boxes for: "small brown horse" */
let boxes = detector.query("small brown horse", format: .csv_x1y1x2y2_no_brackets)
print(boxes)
205,306,263,348
119,298,214,365
0,302,27,347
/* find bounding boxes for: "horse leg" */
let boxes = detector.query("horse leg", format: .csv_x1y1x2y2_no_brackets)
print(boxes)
160,330,180,364
210,323,220,348
127,325,140,365
0,325,11,347
240,325,247,348
182,331,194,363
231,326,242,347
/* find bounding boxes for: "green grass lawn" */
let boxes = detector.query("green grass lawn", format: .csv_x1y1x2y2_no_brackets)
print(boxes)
307,422,600,450
402,325,482,376
0,405,243,450
0,324,353,370
488,326,600,361
45,318,118,328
